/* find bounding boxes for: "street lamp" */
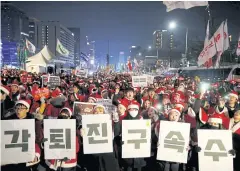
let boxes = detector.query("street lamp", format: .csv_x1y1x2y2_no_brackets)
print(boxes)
169,21,176,29
148,46,151,50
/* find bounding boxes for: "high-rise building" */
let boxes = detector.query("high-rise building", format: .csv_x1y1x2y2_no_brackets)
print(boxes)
37,21,74,65
29,17,40,49
1,2,30,67
1,2,29,43
118,51,125,71
68,28,80,67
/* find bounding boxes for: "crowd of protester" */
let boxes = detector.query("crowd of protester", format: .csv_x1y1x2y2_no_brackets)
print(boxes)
1,69,240,171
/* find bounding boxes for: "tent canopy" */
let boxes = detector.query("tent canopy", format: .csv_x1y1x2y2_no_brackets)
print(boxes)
27,45,55,67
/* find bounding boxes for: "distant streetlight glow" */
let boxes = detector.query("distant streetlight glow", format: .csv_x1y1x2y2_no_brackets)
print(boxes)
90,59,94,65
139,53,142,56
169,21,176,29
148,46,152,49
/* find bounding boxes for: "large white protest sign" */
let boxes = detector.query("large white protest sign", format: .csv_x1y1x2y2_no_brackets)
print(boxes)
1,120,35,165
132,76,148,87
82,114,113,154
157,121,190,163
44,119,76,159
75,68,88,78
122,120,151,158
198,130,233,171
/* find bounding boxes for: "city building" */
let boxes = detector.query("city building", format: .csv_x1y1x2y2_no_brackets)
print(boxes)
68,28,80,67
1,2,29,67
1,2,29,43
153,30,174,50
28,17,40,50
118,51,126,70
37,21,74,65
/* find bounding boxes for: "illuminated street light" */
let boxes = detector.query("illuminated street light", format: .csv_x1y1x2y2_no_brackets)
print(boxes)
139,53,142,56
169,21,176,29
148,46,151,50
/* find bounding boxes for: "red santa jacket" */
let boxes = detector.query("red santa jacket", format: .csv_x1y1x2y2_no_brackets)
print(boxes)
44,104,61,118
46,136,79,169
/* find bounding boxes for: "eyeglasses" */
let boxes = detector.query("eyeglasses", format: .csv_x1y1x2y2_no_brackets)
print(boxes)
15,107,27,110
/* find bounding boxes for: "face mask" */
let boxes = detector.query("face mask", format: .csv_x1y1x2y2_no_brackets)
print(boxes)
129,110,138,118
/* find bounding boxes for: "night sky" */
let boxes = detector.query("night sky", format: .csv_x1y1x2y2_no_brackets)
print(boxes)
12,1,240,58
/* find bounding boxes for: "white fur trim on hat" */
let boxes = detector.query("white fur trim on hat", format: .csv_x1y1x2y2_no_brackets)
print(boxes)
128,104,139,110
168,109,181,116
60,107,72,117
16,100,30,109
0,86,9,95
229,93,238,99
208,118,222,124
88,96,97,102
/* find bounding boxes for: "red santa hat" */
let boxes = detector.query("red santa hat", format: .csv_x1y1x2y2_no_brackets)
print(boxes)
60,107,73,117
175,102,185,110
11,80,19,87
128,101,140,110
0,85,10,95
88,95,97,103
208,113,223,124
51,89,62,98
118,99,128,111
229,91,238,99
167,107,181,117
15,99,31,109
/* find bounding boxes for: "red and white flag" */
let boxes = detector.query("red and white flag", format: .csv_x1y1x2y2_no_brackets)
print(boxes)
127,59,132,71
198,21,225,66
163,1,208,12
236,35,240,56
223,20,230,51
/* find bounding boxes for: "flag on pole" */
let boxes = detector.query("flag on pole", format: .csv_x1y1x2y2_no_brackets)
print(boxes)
237,35,240,56
163,1,208,12
56,39,69,57
223,20,230,51
25,39,36,54
215,21,226,68
80,52,89,62
127,59,132,72
204,20,210,48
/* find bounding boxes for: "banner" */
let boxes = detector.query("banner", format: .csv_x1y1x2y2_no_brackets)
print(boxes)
44,119,76,159
1,120,35,165
157,121,190,163
163,1,208,12
73,102,98,116
75,68,88,78
48,76,60,88
82,114,113,154
132,76,148,87
122,120,151,158
32,87,50,101
198,130,233,171
96,99,116,113
198,22,225,66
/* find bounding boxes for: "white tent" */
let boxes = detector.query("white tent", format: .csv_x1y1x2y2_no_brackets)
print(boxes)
26,45,55,73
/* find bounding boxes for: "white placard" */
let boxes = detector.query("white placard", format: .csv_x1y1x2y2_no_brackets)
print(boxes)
157,121,190,163
76,68,88,78
1,120,35,165
44,119,76,159
96,99,116,113
132,76,148,87
122,119,151,158
82,114,113,154
198,130,233,171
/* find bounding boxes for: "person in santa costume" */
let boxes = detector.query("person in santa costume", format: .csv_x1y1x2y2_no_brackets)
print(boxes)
1,85,15,119
2,99,41,171
10,79,21,102
214,95,229,118
120,87,137,107
140,99,151,117
116,99,128,121
156,108,187,171
226,91,240,118
141,88,159,107
45,107,80,171
113,101,146,171
223,110,240,135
